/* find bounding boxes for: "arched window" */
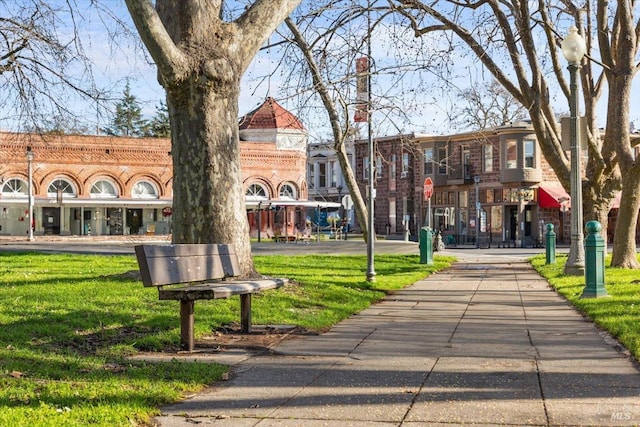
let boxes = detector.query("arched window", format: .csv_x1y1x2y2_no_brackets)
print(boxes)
279,183,297,200
132,181,158,199
246,183,268,200
90,180,118,198
1,178,27,197
47,179,76,198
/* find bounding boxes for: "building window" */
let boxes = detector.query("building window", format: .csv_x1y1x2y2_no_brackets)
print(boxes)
459,190,468,208
279,183,297,200
483,145,493,172
47,179,76,198
376,156,383,178
1,178,27,197
132,181,158,199
90,180,118,198
424,148,433,175
461,146,470,165
318,163,327,188
437,147,447,175
308,163,315,189
246,183,268,200
363,157,369,181
524,139,535,168
329,160,339,187
390,154,397,181
505,139,517,169
402,152,409,177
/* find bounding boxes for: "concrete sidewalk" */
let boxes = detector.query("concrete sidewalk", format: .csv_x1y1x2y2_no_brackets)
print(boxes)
155,255,640,426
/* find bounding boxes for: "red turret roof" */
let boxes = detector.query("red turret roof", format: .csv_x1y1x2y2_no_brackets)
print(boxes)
239,97,305,131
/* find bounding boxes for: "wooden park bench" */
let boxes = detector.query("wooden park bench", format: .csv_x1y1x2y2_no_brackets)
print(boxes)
135,243,288,351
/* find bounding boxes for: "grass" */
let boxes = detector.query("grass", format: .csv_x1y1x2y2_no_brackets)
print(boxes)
0,251,454,426
530,253,640,361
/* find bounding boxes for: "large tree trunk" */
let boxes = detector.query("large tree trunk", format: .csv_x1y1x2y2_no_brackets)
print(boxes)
126,0,300,276
611,181,640,268
167,76,254,272
603,48,639,268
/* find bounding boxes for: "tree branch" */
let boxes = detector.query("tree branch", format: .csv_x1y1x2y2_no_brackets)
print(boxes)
124,0,189,85
235,0,301,70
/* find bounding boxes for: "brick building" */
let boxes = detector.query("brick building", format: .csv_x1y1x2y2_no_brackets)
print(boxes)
0,98,323,238
355,122,576,247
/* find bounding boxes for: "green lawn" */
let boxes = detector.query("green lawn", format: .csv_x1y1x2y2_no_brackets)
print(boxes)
0,251,454,426
530,253,640,361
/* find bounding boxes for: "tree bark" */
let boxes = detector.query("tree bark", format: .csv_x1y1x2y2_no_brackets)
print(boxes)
126,0,301,275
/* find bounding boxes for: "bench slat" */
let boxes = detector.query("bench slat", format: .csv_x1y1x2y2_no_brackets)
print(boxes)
135,244,241,287
158,278,287,300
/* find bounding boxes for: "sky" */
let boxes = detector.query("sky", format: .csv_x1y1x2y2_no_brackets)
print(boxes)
2,1,639,140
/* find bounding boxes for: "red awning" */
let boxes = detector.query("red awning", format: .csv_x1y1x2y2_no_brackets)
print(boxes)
538,186,570,209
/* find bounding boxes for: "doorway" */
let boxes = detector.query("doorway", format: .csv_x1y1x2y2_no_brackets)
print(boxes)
126,209,143,234
42,207,60,235
507,206,517,242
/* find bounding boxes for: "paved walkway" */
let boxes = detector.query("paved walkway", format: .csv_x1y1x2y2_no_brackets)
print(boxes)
154,254,640,426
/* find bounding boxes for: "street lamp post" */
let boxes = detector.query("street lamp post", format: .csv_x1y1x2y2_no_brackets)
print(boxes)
365,0,375,282
26,149,34,242
562,26,586,276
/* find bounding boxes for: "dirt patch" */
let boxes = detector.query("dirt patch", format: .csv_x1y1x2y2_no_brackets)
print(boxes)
197,323,317,351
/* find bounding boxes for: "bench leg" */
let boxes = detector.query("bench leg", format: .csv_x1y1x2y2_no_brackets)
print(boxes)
180,300,195,352
240,294,252,333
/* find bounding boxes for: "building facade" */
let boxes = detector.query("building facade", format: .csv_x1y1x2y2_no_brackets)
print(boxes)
0,98,318,238
306,138,356,228
355,123,577,247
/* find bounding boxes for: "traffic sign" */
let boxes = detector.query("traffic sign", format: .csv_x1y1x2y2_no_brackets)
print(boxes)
423,177,434,200
341,195,353,210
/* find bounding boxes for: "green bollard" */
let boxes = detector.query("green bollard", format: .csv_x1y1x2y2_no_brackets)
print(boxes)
581,220,608,298
419,227,433,265
545,223,556,264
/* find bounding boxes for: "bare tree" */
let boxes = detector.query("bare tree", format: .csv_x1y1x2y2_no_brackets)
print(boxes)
274,2,448,239
390,0,639,268
284,13,371,241
453,80,530,131
125,0,300,274
0,1,92,130
0,2,148,133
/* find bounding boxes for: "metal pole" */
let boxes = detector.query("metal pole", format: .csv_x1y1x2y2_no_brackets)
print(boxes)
365,0,375,282
564,60,585,275
27,150,34,241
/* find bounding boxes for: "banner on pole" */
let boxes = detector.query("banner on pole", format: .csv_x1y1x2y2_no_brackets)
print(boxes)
354,57,369,123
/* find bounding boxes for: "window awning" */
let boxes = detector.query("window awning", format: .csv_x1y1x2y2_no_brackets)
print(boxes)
538,186,570,209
